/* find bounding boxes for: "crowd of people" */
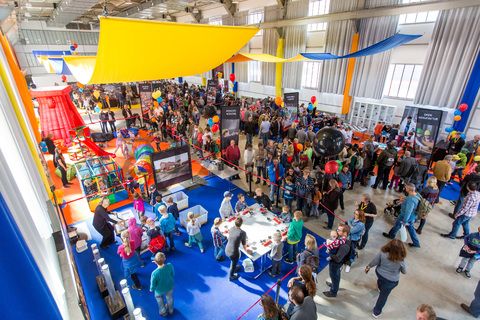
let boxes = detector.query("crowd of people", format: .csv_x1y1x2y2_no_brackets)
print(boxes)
84,80,480,319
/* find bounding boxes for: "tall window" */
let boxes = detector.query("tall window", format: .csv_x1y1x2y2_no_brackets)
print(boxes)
399,0,439,24
248,10,264,35
209,16,222,26
301,61,322,89
383,64,423,99
307,0,330,32
248,61,262,82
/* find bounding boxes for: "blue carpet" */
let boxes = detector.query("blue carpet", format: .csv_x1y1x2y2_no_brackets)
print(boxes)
72,175,327,320
438,181,460,201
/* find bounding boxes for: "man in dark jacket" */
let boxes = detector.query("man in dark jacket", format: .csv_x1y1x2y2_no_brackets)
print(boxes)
92,197,117,248
253,188,272,210
286,285,318,320
397,151,418,192
244,116,256,146
372,141,398,190
99,109,109,133
323,224,351,297
447,131,466,155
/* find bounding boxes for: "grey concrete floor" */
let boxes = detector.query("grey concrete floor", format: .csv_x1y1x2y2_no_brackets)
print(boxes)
61,109,479,319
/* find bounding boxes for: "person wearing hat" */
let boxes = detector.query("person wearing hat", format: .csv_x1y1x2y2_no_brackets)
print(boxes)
219,191,234,220
447,131,465,155
450,151,468,184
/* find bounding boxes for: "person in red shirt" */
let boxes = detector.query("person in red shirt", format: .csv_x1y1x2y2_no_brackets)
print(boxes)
224,139,241,180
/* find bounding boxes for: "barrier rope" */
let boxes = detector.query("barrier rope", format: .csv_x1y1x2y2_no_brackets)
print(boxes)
236,243,327,320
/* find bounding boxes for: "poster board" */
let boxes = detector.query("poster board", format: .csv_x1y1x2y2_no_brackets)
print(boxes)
414,108,444,157
220,105,240,150
138,82,152,123
152,144,193,190
283,92,299,127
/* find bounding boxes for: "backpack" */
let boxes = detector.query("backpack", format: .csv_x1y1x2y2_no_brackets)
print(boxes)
384,150,396,167
416,195,433,219
342,240,354,265
303,250,320,271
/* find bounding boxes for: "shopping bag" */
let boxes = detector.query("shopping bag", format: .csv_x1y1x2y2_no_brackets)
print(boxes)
399,225,407,242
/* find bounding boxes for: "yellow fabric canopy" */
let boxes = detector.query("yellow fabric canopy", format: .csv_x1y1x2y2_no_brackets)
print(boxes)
64,17,258,84
225,53,306,63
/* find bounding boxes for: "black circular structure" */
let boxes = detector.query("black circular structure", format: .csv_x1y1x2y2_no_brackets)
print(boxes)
314,127,345,157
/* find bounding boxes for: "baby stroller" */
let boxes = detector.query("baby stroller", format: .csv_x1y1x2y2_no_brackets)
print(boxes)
384,198,402,218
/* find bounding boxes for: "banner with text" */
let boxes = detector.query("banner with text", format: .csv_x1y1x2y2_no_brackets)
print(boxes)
220,105,240,150
138,82,153,122
415,108,444,157
283,92,299,127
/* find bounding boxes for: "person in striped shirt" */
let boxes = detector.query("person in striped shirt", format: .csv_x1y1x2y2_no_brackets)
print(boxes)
211,218,226,261
442,182,480,239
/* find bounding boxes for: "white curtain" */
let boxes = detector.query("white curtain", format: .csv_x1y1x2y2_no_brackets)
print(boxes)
350,0,399,99
414,6,480,108
319,0,358,94
282,0,309,89
262,5,280,86
227,12,249,83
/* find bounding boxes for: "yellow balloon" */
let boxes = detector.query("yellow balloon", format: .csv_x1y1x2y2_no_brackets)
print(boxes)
152,90,161,100
97,102,102,108
93,90,100,99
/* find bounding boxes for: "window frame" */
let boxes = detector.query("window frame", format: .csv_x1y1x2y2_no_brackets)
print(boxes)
301,61,322,89
383,63,423,100
248,60,262,83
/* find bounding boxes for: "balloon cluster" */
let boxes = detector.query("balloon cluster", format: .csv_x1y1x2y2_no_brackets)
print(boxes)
39,141,48,153
229,74,238,93
61,74,67,83
308,96,318,112
152,90,163,103
207,115,220,132
445,103,468,135
69,42,78,52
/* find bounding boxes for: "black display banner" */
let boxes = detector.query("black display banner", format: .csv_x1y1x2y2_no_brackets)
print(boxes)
152,144,193,190
415,108,443,157
138,82,153,123
283,92,299,126
220,105,240,150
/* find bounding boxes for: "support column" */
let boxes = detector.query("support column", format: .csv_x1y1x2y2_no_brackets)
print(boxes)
275,38,284,98
341,32,359,115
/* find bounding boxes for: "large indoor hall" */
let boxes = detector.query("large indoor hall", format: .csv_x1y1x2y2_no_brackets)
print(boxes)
1,0,480,319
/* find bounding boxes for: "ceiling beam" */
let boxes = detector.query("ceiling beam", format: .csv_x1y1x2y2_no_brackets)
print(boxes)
220,0,236,17
259,0,480,29
184,7,201,23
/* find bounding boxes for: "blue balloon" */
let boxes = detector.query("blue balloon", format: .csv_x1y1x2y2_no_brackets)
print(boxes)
41,147,48,153
157,97,163,103
233,81,238,93
461,133,466,139
78,88,83,93
208,118,214,127
70,45,75,51
308,103,313,111
178,77,183,84
39,141,46,148
94,106,100,113
454,109,462,116
445,127,453,133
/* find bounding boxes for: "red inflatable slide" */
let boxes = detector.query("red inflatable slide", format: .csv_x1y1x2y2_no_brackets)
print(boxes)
82,137,116,158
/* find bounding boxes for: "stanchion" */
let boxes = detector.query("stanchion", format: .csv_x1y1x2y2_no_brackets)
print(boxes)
133,308,145,320
274,279,282,304
101,264,127,318
119,279,128,290
247,167,254,197
274,180,281,211
121,287,135,317
95,258,108,298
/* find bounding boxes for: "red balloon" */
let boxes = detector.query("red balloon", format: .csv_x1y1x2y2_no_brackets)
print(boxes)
73,43,78,49
324,160,339,174
311,96,317,104
212,123,219,133
459,103,468,112
229,73,235,82
61,75,67,82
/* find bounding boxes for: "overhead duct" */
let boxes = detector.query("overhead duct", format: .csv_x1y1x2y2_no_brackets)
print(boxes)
48,0,99,26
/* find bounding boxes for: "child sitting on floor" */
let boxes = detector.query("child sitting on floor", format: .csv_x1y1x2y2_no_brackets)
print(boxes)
279,205,292,223
325,230,345,261
185,212,205,253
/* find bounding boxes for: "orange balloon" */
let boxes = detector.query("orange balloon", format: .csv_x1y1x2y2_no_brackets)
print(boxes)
454,115,462,121
274,96,283,106
297,143,303,151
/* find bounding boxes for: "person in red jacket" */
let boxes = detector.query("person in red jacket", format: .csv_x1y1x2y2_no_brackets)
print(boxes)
224,139,241,180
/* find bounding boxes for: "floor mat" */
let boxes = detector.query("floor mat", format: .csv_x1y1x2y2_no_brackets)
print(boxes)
71,176,327,320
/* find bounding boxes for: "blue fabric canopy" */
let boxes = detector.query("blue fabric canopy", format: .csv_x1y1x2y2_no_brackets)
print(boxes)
32,50,71,57
48,57,72,75
300,33,421,60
